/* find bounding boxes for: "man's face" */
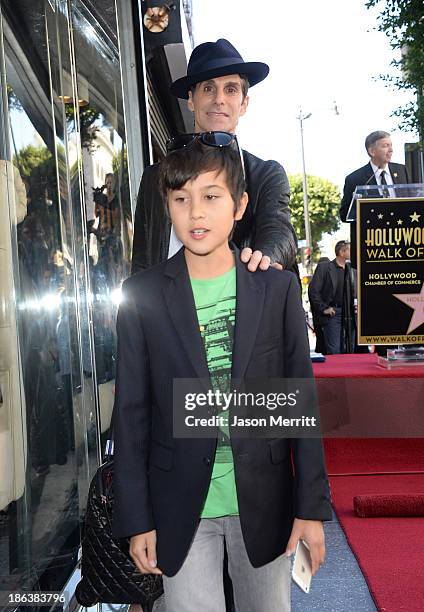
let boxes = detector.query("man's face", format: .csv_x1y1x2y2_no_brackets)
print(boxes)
339,245,351,261
368,137,393,167
167,169,247,258
187,75,249,133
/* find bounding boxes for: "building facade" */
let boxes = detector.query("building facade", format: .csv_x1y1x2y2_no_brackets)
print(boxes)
0,1,192,609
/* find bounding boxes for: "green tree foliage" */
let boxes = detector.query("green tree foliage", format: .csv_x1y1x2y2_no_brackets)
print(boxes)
14,145,57,205
16,145,53,178
366,0,424,137
288,174,340,252
65,104,100,150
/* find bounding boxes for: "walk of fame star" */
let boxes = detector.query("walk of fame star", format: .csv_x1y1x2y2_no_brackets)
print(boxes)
393,284,424,334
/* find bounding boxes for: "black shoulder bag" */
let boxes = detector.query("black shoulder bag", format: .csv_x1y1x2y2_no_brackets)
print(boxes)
75,436,163,610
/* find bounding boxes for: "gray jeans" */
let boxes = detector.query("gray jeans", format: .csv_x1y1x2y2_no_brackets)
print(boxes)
163,516,291,612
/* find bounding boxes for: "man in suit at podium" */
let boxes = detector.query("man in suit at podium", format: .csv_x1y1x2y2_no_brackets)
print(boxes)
339,130,409,267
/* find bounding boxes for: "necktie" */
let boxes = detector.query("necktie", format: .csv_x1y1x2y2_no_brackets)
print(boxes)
380,170,389,197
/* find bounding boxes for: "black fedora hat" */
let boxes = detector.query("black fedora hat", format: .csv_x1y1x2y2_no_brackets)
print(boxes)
170,39,269,100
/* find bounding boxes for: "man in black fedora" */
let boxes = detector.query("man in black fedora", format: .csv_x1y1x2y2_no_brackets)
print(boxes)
131,38,297,274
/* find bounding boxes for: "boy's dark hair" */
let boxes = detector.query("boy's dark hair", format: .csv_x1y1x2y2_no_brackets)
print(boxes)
159,140,246,214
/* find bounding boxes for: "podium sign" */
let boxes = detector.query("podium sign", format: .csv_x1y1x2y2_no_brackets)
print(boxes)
357,196,424,344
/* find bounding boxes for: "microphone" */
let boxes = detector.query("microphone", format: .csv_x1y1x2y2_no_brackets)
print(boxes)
364,168,378,185
364,167,391,197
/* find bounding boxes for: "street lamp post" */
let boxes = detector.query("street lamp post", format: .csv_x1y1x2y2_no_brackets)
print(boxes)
297,102,339,270
298,109,312,260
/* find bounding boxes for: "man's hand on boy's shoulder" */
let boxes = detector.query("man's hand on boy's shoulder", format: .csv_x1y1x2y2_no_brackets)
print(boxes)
241,247,284,272
130,530,163,575
284,518,325,575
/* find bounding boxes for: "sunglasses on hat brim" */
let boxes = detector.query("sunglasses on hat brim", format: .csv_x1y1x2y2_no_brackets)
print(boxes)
165,131,245,178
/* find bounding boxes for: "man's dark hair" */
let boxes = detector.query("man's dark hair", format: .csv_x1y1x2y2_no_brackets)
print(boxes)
335,240,350,255
159,140,246,214
188,74,250,100
365,131,390,154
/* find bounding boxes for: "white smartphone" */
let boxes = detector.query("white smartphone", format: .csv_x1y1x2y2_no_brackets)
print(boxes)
291,539,312,594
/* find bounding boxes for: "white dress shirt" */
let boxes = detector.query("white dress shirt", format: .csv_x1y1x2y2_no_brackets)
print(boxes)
168,225,183,258
370,161,395,197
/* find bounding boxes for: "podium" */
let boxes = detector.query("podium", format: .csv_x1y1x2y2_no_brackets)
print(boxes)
345,183,424,365
346,183,424,222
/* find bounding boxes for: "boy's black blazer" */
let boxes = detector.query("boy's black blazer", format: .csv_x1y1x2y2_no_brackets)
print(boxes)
112,247,331,577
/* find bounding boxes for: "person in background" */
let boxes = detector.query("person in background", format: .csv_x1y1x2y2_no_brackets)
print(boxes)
308,257,329,354
94,172,122,285
339,131,409,267
308,241,354,355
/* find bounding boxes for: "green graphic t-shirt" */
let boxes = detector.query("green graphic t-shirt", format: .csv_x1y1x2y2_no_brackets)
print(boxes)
190,266,239,518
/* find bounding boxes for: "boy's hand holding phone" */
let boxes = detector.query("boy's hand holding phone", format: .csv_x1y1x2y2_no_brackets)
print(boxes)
285,518,325,575
130,530,162,575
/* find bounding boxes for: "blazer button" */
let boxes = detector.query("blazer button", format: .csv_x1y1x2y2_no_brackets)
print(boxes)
203,457,211,466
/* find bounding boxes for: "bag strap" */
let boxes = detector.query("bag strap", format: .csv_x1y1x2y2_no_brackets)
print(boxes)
104,408,115,459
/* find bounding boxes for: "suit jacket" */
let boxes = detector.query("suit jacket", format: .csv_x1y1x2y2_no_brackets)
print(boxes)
112,247,331,576
339,161,409,266
308,259,357,326
131,149,298,273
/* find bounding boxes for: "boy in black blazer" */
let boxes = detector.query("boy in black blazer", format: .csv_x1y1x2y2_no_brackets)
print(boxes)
112,136,331,611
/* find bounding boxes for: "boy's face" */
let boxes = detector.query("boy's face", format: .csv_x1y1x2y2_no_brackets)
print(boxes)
168,170,248,258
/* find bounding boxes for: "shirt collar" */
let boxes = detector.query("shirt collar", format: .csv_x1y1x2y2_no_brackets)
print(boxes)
370,161,388,175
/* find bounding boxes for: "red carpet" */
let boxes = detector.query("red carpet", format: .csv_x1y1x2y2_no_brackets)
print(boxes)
353,493,424,517
313,355,424,437
330,474,424,612
316,357,424,608
313,353,424,378
324,438,424,475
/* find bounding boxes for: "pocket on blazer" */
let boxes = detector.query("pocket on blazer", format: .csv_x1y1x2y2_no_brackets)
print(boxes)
268,438,290,464
149,441,174,471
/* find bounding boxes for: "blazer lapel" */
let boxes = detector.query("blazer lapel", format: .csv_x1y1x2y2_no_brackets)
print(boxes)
162,250,210,383
389,163,401,184
365,162,377,185
231,254,265,380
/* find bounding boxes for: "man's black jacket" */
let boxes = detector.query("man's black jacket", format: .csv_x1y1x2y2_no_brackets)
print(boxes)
339,161,409,267
131,149,298,273
308,259,356,326
112,248,331,576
